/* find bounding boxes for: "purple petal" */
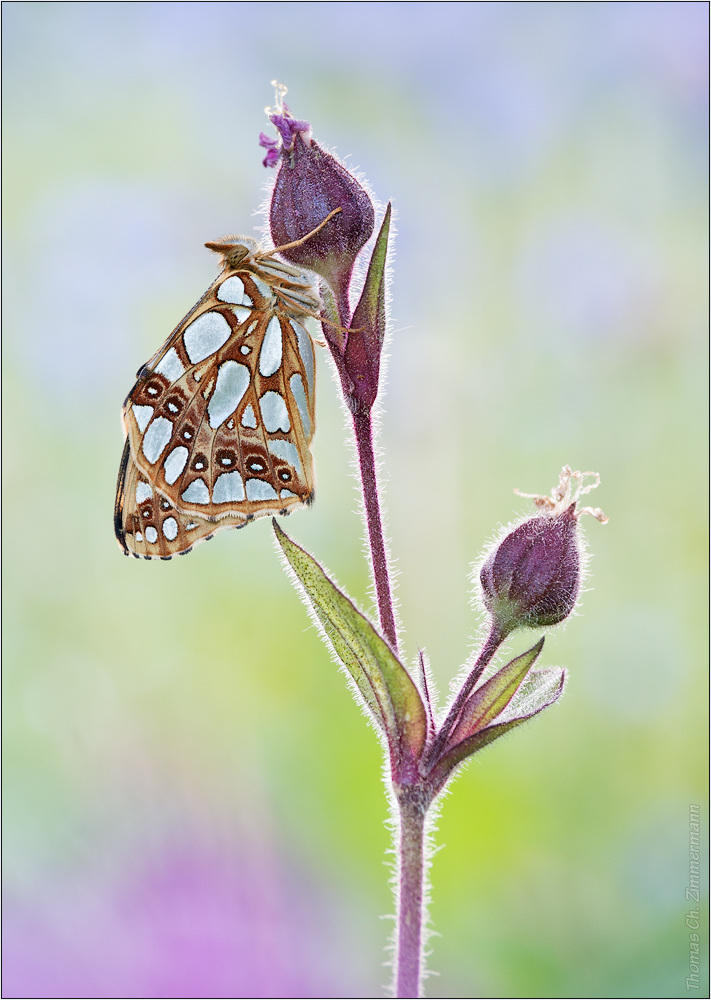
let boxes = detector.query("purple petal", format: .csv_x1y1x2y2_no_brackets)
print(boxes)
269,114,311,149
262,147,280,169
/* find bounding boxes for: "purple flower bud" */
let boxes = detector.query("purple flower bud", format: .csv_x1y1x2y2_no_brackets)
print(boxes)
259,84,387,416
480,468,607,636
262,93,374,322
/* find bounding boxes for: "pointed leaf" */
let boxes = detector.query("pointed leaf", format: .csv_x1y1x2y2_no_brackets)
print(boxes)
496,664,567,725
273,521,426,761
447,638,544,749
351,202,391,351
431,668,566,791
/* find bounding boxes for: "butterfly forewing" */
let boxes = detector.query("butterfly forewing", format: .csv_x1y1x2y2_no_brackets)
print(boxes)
116,242,319,557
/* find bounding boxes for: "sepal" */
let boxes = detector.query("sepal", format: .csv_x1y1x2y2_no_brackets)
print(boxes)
430,666,566,791
446,638,545,750
344,204,392,411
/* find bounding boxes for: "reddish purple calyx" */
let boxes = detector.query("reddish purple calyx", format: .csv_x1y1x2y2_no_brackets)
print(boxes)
480,505,581,633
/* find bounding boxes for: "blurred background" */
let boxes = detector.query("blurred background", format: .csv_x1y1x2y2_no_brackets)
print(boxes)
3,3,708,997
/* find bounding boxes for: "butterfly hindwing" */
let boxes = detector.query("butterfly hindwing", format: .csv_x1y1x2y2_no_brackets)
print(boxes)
115,439,251,559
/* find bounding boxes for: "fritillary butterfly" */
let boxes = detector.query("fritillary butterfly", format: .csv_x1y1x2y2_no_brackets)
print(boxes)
115,213,338,559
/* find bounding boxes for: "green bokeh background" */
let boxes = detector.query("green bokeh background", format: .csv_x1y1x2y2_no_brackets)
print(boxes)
3,3,708,997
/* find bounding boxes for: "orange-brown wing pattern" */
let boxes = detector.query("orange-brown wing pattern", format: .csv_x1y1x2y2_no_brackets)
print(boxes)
114,440,250,559
115,241,319,558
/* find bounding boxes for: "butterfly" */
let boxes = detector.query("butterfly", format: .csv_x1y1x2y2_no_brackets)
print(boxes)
115,212,340,559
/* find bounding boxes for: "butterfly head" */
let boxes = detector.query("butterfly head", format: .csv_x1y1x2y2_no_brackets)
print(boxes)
205,236,258,269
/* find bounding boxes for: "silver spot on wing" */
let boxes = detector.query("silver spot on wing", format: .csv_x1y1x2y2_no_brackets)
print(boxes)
142,417,173,464
217,275,246,304
162,517,178,541
183,312,231,364
181,479,210,505
207,361,250,429
268,438,302,477
163,446,189,485
290,320,315,400
259,317,282,377
241,403,257,428
213,471,245,503
132,404,154,432
246,479,279,501
288,375,310,439
259,391,290,433
154,348,185,382
136,482,153,504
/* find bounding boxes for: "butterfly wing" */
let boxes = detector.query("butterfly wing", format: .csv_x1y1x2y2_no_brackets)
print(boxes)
121,259,317,529
115,439,251,559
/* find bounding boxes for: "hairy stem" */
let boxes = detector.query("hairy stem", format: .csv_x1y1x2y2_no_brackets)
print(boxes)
425,625,505,766
352,409,398,652
396,790,428,999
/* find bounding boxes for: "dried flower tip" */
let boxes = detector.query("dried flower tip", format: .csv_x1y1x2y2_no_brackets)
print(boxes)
270,114,312,149
514,465,608,523
259,131,279,168
263,81,311,155
264,80,289,117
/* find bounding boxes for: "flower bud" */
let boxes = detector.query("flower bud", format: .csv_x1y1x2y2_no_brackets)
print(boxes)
261,84,374,321
480,467,607,636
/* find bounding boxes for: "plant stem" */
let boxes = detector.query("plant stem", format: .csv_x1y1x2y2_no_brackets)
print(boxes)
425,625,504,767
352,408,399,653
396,789,428,999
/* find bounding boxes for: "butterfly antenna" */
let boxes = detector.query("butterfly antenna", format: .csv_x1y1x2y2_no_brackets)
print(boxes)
261,207,342,258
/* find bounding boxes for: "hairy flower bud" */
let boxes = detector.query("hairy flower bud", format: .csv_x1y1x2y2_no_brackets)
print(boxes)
261,84,374,321
480,467,607,636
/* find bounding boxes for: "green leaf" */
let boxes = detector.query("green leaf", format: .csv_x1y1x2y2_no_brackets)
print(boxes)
447,638,545,748
273,520,426,762
431,667,566,791
351,202,391,351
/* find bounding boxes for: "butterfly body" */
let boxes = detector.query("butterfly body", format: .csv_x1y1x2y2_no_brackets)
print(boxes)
115,238,319,559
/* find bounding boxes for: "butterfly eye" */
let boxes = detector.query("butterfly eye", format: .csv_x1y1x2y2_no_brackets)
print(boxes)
279,470,292,482
192,453,208,472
